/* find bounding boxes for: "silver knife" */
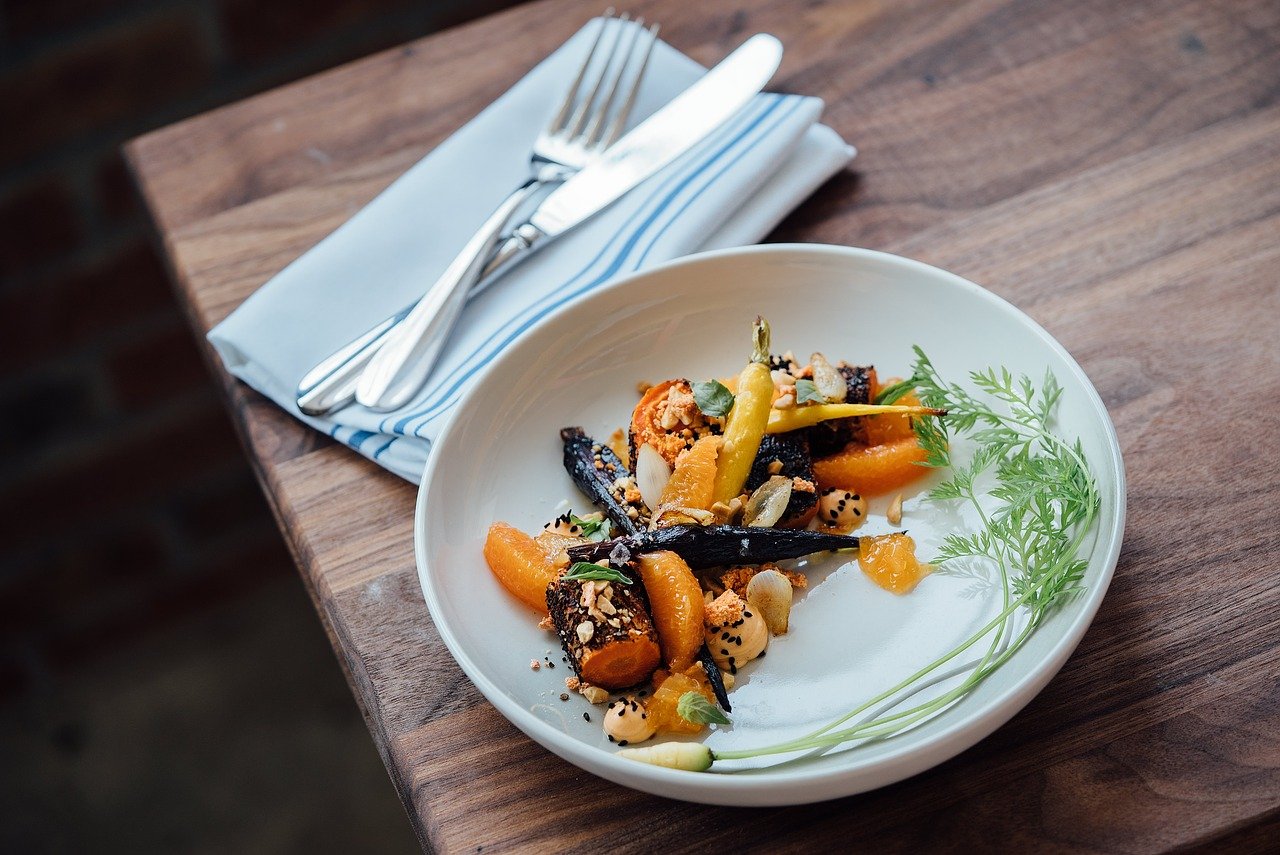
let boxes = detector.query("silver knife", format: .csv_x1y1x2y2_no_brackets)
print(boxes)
297,33,782,416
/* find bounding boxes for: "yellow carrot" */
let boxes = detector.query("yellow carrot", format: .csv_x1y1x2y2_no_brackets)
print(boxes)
712,317,773,503
765,402,946,434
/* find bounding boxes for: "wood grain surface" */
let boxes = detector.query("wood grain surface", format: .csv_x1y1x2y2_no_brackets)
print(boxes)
125,0,1280,851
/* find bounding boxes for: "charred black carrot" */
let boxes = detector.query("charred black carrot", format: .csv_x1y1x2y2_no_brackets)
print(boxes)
699,645,732,712
810,364,875,456
745,433,817,528
566,525,860,570
560,427,642,535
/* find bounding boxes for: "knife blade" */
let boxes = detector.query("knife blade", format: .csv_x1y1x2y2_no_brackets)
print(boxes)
349,34,783,413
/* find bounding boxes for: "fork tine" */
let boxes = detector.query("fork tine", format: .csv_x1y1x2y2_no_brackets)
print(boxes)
582,16,647,147
546,9,614,136
600,22,659,148
564,11,630,140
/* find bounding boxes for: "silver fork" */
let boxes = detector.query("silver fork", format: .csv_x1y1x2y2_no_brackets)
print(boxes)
297,11,659,416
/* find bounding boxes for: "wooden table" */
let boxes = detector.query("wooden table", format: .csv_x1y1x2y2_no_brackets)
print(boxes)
126,0,1280,850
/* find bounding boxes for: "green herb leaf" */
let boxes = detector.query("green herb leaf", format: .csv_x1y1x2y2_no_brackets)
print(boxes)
874,377,918,405
676,691,731,725
569,514,610,542
707,347,1101,774
794,378,825,405
692,379,735,418
562,562,633,585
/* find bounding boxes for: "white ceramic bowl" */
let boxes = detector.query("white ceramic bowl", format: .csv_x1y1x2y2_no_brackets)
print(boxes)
416,244,1125,805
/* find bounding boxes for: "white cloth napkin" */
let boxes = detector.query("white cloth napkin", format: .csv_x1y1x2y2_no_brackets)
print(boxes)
209,21,855,482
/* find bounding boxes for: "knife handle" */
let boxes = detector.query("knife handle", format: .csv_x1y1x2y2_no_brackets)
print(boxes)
354,188,537,412
294,213,542,416
295,306,412,416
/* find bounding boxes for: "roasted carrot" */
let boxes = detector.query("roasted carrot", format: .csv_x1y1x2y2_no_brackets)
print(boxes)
712,317,774,503
546,575,661,690
765,402,945,434
560,427,642,535
567,524,860,569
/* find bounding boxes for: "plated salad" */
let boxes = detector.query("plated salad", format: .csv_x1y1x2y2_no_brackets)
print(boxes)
482,318,1100,771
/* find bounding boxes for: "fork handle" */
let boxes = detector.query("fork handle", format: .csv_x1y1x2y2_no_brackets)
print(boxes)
295,180,542,416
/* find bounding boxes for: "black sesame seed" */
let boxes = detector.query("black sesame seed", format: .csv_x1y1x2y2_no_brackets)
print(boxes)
854,508,862,516
583,712,591,722
618,740,628,747
852,494,861,500
547,661,555,668
608,735,615,742
721,648,729,655
744,610,752,618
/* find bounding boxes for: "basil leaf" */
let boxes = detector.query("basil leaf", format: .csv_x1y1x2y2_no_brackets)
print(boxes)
562,562,633,585
569,514,610,541
874,377,917,405
676,691,731,726
692,379,735,418
794,378,826,405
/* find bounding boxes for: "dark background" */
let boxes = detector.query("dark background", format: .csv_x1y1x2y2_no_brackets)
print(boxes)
0,1,519,850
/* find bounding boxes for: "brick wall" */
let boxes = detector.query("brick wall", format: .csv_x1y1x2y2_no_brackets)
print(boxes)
0,0,519,697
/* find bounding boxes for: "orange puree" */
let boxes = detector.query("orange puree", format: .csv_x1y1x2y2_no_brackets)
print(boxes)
857,533,931,595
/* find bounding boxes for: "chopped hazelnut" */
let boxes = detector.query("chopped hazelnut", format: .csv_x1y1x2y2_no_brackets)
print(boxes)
887,493,904,525
579,685,609,704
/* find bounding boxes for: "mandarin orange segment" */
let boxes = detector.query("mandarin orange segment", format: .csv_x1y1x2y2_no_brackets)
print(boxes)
534,530,580,566
636,551,705,671
813,436,929,496
483,522,558,615
647,671,714,734
857,533,931,594
658,435,721,511
864,390,924,445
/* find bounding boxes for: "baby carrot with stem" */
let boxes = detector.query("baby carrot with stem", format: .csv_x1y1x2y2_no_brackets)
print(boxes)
765,402,946,434
712,317,774,504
